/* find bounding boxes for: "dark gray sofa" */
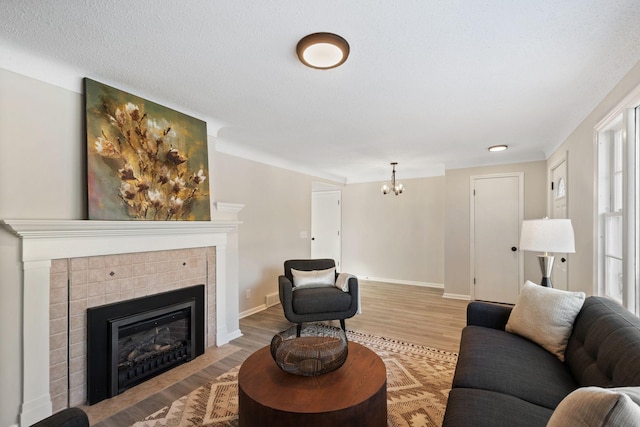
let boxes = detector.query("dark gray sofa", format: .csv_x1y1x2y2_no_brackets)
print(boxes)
442,296,640,426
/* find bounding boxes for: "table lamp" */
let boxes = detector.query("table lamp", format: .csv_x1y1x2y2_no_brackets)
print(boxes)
519,218,575,287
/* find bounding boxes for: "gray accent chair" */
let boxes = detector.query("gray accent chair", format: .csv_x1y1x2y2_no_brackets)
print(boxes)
278,259,359,332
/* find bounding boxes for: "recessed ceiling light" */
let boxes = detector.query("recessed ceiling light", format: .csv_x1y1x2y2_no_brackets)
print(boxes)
488,145,508,152
296,33,350,69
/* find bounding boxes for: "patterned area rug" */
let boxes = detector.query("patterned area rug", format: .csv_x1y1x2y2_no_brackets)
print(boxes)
131,330,458,427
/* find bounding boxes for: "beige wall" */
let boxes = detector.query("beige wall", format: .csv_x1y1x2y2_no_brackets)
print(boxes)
0,69,321,425
341,176,445,285
212,151,318,313
0,68,85,426
547,59,640,295
444,161,548,297
211,155,448,310
4,52,640,426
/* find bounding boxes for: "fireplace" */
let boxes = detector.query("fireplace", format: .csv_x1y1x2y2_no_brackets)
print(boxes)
87,285,205,404
112,303,192,393
2,216,244,427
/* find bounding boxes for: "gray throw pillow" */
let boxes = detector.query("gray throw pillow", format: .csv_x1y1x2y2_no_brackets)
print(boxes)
547,386,640,427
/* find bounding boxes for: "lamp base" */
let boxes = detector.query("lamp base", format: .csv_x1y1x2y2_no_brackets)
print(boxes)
538,255,555,288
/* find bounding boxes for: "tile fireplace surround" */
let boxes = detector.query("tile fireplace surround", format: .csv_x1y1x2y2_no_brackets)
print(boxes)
2,211,242,427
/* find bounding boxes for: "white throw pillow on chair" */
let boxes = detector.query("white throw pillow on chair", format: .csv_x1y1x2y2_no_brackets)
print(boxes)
291,267,336,289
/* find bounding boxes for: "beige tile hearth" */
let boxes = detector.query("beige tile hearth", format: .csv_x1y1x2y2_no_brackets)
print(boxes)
50,247,218,412
81,343,240,424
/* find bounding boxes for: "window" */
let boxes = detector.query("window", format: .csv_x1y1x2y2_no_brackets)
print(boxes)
599,122,624,304
596,105,639,315
556,177,566,199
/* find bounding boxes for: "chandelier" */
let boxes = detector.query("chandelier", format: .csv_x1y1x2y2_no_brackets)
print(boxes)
381,162,404,195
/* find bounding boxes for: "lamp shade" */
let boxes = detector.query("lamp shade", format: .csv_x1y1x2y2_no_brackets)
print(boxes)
520,218,575,253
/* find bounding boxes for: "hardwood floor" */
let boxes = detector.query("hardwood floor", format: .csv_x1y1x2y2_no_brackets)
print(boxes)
87,280,468,426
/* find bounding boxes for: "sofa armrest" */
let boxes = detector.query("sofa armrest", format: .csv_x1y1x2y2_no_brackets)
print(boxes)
31,408,89,427
467,301,513,330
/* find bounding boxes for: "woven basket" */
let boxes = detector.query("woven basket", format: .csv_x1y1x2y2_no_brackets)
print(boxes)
270,324,348,376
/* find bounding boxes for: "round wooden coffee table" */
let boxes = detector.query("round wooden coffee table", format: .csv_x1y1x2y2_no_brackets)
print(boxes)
238,341,387,427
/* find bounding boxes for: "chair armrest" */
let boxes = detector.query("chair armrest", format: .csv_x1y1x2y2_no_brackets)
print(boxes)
278,275,294,309
347,277,359,310
466,301,513,330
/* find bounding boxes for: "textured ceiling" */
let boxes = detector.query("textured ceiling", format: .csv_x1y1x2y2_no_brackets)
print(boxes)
3,1,640,183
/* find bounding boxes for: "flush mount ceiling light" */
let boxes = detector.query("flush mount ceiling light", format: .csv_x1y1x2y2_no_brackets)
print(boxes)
488,145,508,152
381,162,404,195
296,32,350,69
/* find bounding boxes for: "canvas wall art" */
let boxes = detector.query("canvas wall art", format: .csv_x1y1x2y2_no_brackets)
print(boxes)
85,78,210,220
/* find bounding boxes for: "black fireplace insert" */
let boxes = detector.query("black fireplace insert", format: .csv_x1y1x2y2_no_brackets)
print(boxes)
86,285,205,405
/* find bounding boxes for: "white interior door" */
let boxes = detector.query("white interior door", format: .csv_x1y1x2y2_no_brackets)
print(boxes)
311,191,341,269
551,158,569,290
471,174,523,304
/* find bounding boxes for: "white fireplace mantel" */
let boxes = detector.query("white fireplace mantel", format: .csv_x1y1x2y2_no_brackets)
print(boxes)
1,218,242,427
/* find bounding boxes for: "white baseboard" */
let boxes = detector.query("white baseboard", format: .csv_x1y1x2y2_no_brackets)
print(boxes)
239,304,267,319
216,327,243,346
239,292,281,320
442,292,471,300
358,276,444,289
225,329,243,342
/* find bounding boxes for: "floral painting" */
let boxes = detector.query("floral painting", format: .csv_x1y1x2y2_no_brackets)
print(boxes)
85,78,210,220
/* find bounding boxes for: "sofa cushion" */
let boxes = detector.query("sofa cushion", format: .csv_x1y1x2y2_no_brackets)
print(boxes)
292,287,351,314
565,296,640,387
291,267,336,289
505,281,585,361
467,301,513,330
452,325,578,409
547,386,640,427
442,388,553,427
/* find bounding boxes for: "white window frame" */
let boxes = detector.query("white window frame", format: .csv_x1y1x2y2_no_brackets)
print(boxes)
595,91,640,316
600,123,624,304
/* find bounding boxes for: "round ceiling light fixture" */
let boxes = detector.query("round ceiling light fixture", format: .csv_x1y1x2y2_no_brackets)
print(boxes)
488,144,508,152
296,32,350,69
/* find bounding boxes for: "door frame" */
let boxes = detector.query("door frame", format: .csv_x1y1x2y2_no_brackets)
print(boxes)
469,172,524,300
311,189,342,268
